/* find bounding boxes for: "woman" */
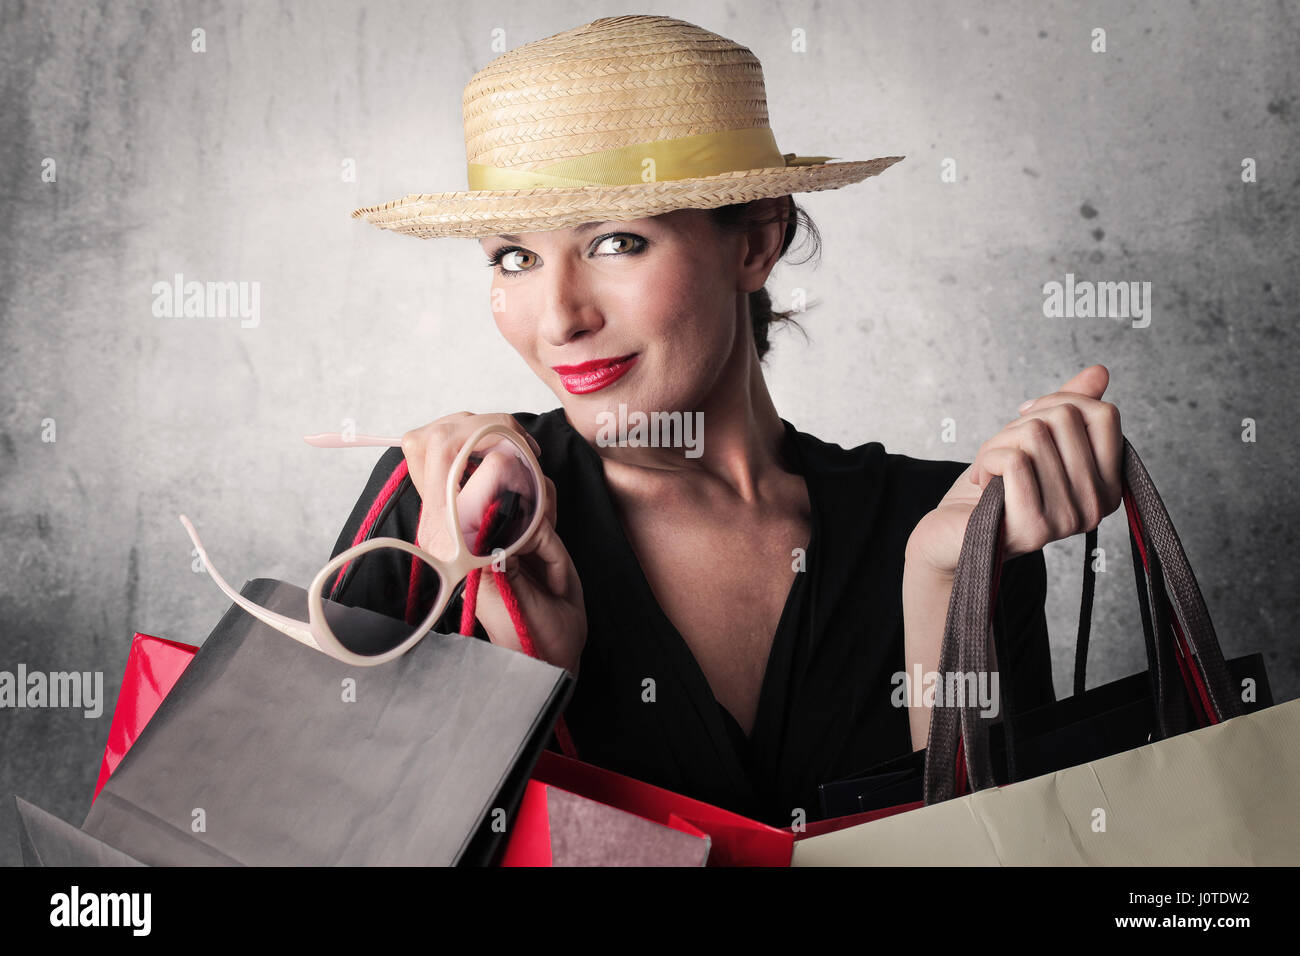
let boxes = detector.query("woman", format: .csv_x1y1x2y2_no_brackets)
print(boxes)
330,15,1124,826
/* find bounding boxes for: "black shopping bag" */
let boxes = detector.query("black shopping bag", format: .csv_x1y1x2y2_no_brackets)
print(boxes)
819,436,1273,818
15,577,574,866
819,655,1272,817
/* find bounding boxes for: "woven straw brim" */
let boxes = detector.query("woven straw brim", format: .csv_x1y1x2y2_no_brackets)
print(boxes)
350,156,903,240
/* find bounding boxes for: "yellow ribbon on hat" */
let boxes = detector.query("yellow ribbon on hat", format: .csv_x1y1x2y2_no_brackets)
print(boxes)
467,126,836,190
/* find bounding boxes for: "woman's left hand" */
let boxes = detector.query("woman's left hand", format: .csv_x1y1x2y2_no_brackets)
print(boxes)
906,364,1126,576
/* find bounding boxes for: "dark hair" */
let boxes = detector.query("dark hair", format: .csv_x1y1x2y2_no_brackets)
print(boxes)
706,195,822,362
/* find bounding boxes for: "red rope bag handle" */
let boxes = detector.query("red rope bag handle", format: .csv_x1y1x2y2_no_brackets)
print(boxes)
408,495,580,759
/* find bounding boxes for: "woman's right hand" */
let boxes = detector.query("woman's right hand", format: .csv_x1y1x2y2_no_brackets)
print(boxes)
400,412,587,676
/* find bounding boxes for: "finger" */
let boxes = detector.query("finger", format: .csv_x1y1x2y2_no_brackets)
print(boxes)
401,418,467,499
979,383,1108,485
425,427,471,505
484,412,543,460
541,475,558,529
1008,402,1107,530
461,440,536,503
1016,365,1108,415
414,500,458,561
525,519,576,596
496,512,574,598
1019,390,1109,417
404,411,539,491
979,419,1077,547
1053,364,1109,401
977,446,1043,559
404,426,485,563
456,466,539,557
400,426,429,493
1014,394,1123,511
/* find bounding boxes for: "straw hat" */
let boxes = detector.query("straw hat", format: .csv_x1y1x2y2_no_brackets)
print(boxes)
349,14,903,240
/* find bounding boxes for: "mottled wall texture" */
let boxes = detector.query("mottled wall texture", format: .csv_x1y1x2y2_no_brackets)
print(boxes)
2,0,1296,865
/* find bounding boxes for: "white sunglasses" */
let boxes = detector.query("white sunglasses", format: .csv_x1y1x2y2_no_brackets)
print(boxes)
179,423,545,666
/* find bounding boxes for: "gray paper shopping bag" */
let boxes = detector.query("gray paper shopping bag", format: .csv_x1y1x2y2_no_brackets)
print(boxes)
19,577,574,866
14,796,145,866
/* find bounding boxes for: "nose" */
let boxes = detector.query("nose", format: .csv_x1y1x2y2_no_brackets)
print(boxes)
536,255,604,347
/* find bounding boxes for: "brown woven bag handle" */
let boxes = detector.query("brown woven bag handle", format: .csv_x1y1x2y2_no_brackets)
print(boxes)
922,436,1244,805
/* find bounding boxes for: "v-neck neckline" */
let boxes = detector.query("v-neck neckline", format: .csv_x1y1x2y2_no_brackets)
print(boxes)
571,416,819,794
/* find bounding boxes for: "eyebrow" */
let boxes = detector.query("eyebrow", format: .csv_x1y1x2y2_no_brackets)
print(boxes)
492,221,612,243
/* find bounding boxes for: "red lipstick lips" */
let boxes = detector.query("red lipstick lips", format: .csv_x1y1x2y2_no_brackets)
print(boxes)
551,353,639,394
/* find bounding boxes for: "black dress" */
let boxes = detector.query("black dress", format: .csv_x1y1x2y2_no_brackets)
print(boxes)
327,407,1056,826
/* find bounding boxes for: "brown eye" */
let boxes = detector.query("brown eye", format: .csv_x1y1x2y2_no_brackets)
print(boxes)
500,249,536,272
594,234,646,256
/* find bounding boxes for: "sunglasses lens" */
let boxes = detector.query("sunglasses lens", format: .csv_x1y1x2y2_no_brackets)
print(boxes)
318,547,448,657
454,434,540,558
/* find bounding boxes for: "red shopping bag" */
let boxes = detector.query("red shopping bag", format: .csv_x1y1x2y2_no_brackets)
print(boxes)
92,633,201,803
526,748,794,866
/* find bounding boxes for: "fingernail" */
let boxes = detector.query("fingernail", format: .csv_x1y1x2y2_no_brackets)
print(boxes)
1018,399,1034,413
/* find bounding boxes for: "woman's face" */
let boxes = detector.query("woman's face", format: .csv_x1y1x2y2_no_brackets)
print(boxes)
477,208,766,440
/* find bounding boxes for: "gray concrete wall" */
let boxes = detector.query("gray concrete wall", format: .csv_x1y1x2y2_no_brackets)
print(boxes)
1,0,1296,865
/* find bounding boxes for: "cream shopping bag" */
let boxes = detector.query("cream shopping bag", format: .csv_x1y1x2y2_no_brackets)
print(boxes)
792,695,1300,866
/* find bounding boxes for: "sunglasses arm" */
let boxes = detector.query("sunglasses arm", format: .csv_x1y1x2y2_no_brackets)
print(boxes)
178,515,326,653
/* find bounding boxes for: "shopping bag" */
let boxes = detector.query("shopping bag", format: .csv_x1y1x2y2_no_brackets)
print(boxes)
526,748,797,866
92,633,197,803
819,435,1273,816
15,576,574,866
14,797,145,867
819,655,1272,817
75,630,819,866
791,695,1300,865
792,436,1296,864
498,777,711,866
